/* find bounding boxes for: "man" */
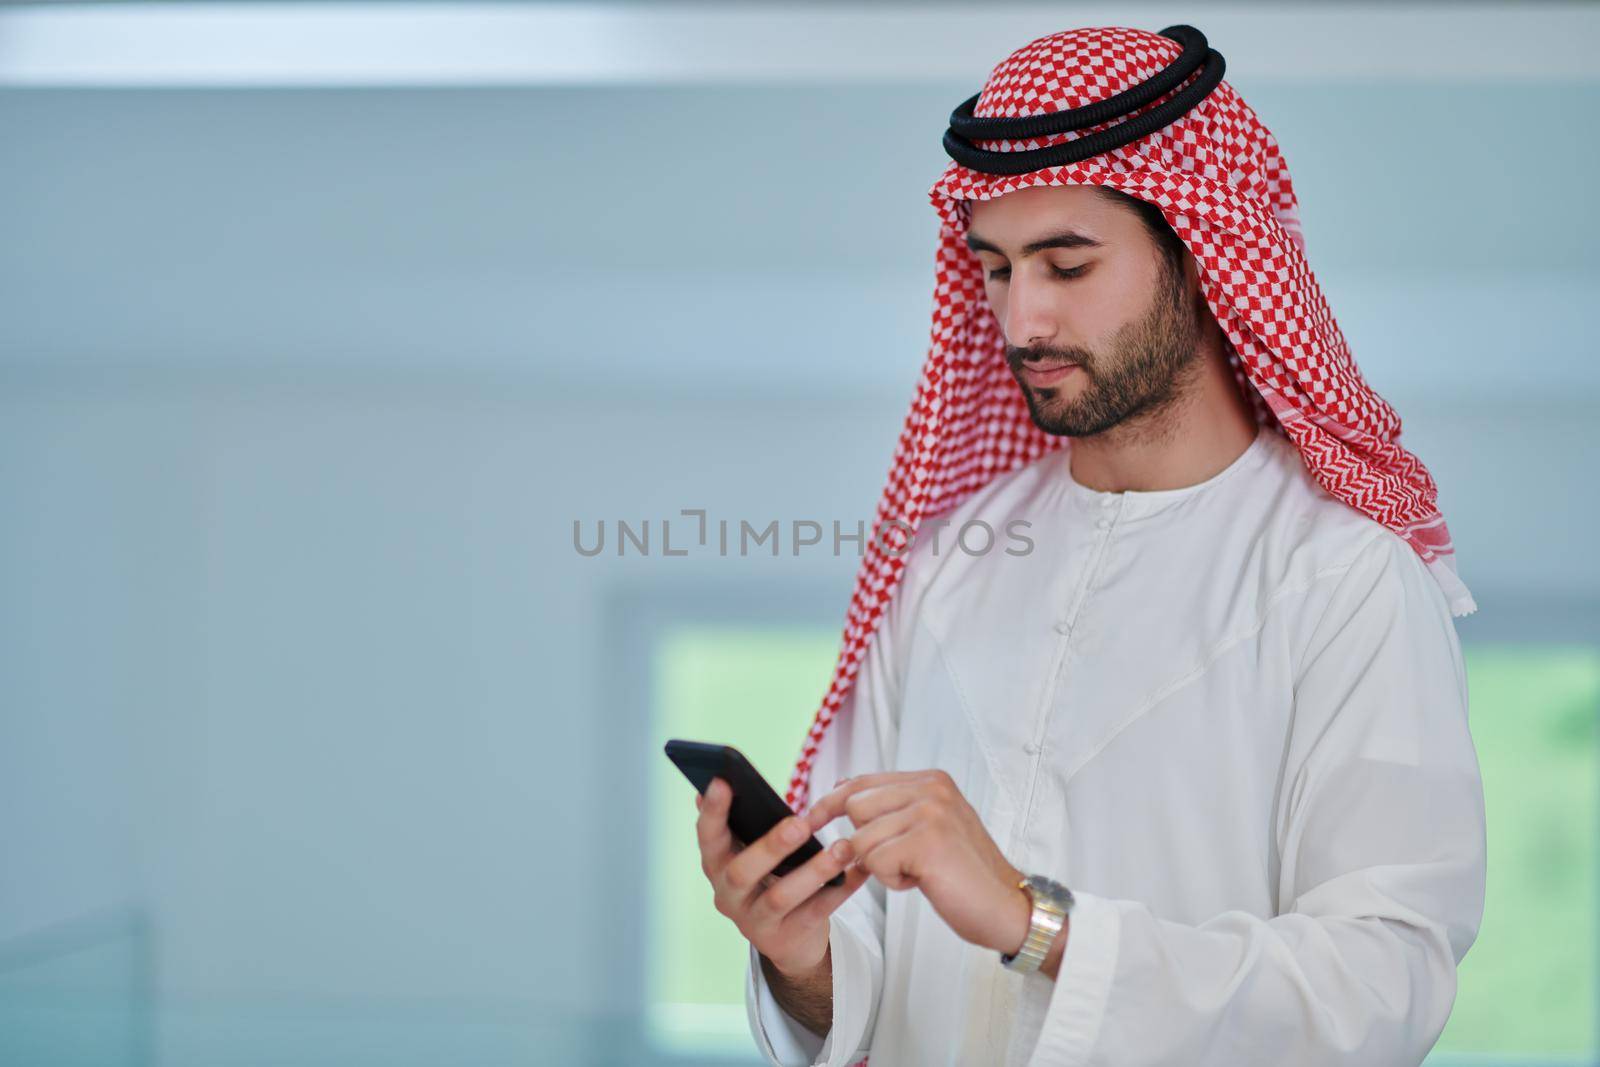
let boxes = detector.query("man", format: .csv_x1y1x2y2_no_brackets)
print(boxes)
691,24,1485,1067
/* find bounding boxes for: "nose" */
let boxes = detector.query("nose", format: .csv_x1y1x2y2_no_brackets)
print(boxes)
1003,272,1057,349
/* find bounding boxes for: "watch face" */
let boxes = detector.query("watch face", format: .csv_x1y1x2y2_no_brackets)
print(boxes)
1024,875,1074,910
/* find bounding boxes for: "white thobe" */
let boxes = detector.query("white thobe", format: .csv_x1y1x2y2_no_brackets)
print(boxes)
744,426,1487,1067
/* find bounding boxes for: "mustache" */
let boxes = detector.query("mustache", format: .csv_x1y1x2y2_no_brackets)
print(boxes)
1006,345,1092,372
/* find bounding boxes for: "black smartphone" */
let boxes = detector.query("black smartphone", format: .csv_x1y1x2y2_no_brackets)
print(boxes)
665,739,844,888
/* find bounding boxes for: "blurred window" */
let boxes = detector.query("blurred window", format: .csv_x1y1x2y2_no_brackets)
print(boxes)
645,623,838,1057
642,627,1600,1063
1430,644,1599,1063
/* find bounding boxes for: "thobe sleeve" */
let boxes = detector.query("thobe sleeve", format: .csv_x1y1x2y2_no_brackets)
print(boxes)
743,564,914,1067
1026,530,1488,1066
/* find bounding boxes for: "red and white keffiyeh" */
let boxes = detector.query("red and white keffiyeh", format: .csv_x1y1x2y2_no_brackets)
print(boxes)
784,25,1475,812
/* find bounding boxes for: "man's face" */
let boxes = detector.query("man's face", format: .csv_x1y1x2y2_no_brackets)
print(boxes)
965,184,1201,438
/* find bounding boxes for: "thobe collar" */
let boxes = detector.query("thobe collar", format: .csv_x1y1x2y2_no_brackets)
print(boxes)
1057,424,1273,524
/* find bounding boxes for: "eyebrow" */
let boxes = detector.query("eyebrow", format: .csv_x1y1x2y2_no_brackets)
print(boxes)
964,228,1102,258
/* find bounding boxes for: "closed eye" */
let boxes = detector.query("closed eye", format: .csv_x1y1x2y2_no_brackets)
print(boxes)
986,265,1089,282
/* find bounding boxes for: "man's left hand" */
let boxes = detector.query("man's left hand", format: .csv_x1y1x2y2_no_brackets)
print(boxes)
802,770,1029,956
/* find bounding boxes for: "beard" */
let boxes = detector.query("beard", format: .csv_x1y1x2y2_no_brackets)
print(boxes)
1005,262,1203,439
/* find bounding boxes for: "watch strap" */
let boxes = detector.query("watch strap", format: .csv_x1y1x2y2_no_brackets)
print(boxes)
1000,874,1074,973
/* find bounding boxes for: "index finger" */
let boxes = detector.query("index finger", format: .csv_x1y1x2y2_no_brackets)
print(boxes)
803,770,931,830
722,812,814,897
785,863,872,931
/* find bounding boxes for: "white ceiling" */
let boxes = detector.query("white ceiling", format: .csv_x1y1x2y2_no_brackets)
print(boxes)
2,1,1597,88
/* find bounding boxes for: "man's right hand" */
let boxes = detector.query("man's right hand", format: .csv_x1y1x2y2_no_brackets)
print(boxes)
695,775,869,980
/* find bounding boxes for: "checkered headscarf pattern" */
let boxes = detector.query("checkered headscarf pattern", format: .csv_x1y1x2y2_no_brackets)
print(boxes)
784,25,1476,818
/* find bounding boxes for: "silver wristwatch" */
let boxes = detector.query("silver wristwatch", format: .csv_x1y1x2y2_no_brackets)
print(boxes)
1000,873,1075,973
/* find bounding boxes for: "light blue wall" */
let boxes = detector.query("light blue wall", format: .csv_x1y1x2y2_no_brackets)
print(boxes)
3,73,1596,1064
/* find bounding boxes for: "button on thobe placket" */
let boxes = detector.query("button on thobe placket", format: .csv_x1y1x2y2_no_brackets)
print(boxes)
1014,490,1124,863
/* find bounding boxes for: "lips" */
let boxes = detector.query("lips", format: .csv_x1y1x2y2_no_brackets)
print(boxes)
1018,361,1081,388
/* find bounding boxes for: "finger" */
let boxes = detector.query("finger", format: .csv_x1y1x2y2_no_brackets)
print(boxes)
853,827,921,891
749,836,857,922
721,813,814,903
695,777,735,870
805,770,944,824
805,779,923,832
840,803,918,859
782,862,871,930
843,782,928,828
803,776,886,827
